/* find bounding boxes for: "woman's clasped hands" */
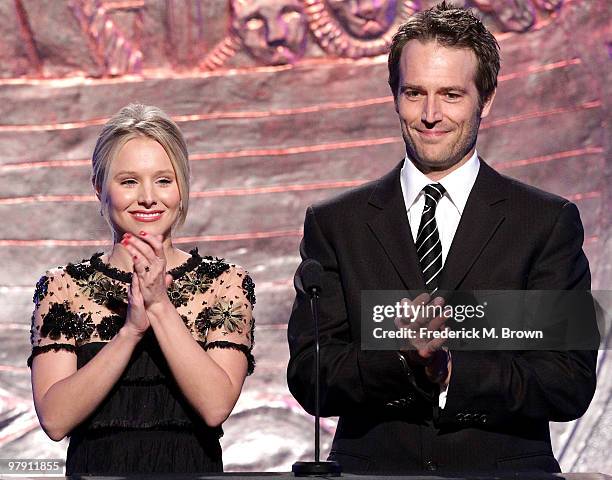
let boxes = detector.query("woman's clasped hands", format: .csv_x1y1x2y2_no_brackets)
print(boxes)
121,231,174,338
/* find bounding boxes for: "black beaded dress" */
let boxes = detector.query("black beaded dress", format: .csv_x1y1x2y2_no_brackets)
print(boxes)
28,249,255,475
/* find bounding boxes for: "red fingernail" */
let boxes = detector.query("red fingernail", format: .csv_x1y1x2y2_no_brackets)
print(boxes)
121,239,128,246
139,230,147,236
133,255,138,260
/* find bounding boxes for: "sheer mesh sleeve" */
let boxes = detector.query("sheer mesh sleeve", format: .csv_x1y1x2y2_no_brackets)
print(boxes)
202,266,255,375
28,269,78,367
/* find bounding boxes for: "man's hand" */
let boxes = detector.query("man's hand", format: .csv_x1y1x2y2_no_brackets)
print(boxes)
394,293,451,385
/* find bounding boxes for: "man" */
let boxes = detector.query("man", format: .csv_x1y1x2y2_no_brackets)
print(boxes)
287,2,596,474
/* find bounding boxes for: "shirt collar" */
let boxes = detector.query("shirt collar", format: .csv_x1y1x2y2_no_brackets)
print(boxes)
400,151,480,214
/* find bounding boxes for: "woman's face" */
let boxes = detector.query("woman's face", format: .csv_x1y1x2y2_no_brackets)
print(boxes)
102,137,181,240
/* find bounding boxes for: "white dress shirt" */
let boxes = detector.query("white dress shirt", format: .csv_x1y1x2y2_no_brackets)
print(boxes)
399,150,481,408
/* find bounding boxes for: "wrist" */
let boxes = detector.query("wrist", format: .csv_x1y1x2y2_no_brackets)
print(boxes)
146,296,173,320
118,325,145,344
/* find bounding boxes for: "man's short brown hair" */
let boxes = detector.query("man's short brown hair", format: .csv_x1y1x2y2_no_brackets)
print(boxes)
388,1,500,108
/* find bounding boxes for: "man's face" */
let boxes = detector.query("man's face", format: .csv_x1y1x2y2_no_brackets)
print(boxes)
394,40,495,177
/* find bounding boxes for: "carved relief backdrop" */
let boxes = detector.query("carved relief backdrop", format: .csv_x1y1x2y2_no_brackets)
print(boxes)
0,0,610,473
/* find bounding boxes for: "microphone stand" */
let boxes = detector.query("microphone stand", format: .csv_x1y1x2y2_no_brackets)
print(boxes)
292,287,341,476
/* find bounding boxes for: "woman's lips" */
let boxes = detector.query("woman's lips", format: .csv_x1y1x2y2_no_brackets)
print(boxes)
130,211,164,222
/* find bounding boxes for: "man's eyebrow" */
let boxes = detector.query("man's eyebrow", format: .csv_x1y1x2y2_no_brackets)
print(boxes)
440,86,469,93
399,84,469,93
114,169,176,176
399,84,425,92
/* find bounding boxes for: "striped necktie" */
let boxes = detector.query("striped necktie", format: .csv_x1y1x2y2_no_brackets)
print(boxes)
416,183,446,294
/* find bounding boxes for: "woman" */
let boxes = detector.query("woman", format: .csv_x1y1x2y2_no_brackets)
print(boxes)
28,104,255,474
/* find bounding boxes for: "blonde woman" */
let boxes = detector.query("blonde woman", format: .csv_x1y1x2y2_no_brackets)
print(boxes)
28,104,255,474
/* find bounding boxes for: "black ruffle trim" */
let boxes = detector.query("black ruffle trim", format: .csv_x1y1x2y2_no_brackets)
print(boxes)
89,248,203,284
204,341,255,376
28,343,76,367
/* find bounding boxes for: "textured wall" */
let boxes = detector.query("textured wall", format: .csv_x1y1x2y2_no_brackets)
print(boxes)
0,0,610,473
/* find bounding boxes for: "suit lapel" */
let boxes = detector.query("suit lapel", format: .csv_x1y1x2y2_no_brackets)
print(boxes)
438,160,507,290
366,162,426,290
365,159,508,291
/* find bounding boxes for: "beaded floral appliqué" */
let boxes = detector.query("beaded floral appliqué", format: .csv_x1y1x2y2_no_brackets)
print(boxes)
66,260,128,307
167,281,192,308
97,315,125,341
181,270,213,296
39,301,95,343
207,300,245,335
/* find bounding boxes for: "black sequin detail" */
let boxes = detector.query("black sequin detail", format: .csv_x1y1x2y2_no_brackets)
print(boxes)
65,312,96,342
195,308,212,337
204,341,255,375
195,257,231,280
65,257,97,281
40,302,95,343
97,315,125,341
241,275,256,306
40,301,75,340
33,275,50,306
27,343,76,368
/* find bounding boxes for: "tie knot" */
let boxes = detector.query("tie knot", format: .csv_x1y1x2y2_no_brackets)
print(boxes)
422,183,446,206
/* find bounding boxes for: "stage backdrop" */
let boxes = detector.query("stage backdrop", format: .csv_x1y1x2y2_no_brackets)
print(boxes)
0,0,610,473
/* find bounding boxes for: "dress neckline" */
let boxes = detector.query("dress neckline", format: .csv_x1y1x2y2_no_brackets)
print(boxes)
89,248,202,284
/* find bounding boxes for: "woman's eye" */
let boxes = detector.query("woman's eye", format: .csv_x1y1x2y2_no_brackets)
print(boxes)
121,179,137,186
158,178,173,185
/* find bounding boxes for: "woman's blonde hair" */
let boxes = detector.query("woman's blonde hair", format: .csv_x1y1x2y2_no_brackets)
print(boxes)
92,104,190,235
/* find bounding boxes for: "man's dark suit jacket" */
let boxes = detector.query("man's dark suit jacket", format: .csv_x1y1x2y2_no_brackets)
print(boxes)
287,160,597,473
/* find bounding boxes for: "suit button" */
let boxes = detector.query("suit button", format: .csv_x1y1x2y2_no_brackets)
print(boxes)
425,460,438,471
455,413,464,422
480,414,488,424
464,413,472,422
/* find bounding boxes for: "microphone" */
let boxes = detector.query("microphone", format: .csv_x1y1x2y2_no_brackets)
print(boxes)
292,259,341,477
300,259,323,296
